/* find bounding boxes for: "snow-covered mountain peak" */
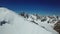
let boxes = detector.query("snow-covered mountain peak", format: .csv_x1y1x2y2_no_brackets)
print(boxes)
0,7,59,34
0,7,16,15
0,7,11,16
0,7,10,13
0,7,6,9
0,7,17,25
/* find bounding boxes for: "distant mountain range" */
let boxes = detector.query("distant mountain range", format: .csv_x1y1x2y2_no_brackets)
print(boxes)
19,9,60,34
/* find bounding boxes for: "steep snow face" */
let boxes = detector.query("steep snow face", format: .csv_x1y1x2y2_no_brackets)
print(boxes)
0,7,59,34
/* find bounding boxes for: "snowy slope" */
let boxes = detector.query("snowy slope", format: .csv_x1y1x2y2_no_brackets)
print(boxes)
26,14,59,34
0,7,59,34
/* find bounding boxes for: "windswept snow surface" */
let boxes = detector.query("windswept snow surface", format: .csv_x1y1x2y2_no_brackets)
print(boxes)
0,7,59,34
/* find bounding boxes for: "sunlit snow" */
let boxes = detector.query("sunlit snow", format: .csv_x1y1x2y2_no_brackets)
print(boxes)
0,7,59,34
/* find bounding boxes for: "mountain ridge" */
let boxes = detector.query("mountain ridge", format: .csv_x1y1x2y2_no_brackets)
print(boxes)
0,7,59,34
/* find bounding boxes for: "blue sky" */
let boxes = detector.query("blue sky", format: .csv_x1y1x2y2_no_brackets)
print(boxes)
0,0,60,16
